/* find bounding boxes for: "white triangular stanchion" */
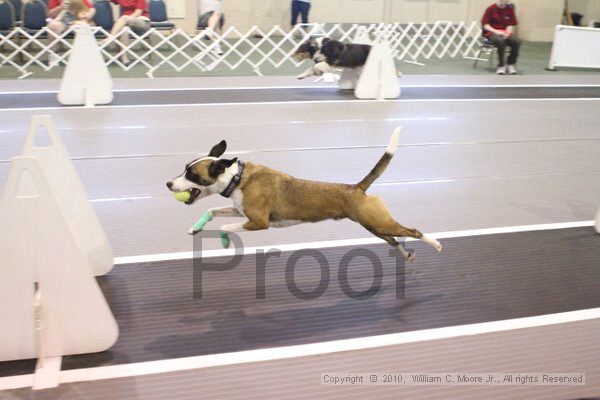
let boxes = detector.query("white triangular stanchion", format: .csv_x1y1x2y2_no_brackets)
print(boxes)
355,40,400,100
21,115,114,276
58,24,113,107
0,156,119,369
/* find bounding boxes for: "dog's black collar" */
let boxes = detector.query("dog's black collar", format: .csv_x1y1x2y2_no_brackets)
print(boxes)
220,161,245,198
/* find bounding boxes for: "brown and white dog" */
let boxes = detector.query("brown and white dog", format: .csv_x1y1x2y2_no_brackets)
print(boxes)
166,128,442,261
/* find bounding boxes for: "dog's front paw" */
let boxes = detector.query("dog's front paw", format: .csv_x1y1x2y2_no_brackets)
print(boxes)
296,71,312,79
297,67,313,79
405,251,416,262
189,212,213,234
220,231,231,248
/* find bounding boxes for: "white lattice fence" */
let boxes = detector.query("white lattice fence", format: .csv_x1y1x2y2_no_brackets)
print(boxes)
0,22,483,79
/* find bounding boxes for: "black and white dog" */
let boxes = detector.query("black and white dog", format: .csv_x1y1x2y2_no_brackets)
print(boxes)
294,37,371,79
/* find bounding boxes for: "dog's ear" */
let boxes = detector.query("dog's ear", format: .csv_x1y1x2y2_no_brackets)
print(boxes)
209,157,238,177
208,140,227,158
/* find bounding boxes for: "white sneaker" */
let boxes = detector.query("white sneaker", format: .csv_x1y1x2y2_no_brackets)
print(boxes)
496,66,506,75
48,53,60,68
212,45,224,56
506,64,517,75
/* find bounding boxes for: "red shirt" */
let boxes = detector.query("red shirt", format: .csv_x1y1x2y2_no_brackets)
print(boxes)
481,4,518,37
111,0,149,17
48,0,93,11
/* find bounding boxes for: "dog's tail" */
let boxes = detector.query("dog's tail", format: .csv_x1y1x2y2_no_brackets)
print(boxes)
356,127,401,192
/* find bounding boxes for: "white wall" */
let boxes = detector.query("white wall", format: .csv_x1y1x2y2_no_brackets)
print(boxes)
164,0,600,42
513,0,561,42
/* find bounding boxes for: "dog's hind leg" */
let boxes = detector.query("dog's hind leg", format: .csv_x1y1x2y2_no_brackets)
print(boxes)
380,223,442,254
369,231,415,262
356,196,442,253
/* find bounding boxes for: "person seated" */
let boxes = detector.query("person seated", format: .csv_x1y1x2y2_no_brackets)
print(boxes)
482,0,520,75
47,0,95,67
197,0,224,55
108,0,150,65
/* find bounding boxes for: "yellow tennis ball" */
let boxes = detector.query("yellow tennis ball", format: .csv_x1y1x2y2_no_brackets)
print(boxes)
174,191,191,202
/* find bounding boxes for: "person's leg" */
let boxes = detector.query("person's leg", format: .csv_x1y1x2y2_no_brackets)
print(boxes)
207,11,222,35
110,15,132,64
300,1,310,24
119,29,131,64
110,15,131,38
122,17,150,64
197,12,209,31
291,0,300,27
46,20,66,67
206,11,224,54
47,21,66,50
506,37,520,66
488,33,507,71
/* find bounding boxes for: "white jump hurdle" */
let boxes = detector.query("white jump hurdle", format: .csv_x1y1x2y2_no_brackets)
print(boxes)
0,115,118,389
319,30,400,99
595,207,600,234
548,25,600,71
354,40,401,100
20,116,114,276
58,25,113,107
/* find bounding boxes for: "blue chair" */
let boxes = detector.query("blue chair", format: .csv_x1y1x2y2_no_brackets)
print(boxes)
21,0,47,35
0,0,16,34
8,0,22,22
149,0,174,31
472,37,495,68
93,0,114,33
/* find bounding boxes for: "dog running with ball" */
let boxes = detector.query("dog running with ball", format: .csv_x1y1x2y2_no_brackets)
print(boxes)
166,127,442,261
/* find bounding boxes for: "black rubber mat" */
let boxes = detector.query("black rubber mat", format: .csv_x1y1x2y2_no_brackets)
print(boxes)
2,86,600,109
1,226,598,377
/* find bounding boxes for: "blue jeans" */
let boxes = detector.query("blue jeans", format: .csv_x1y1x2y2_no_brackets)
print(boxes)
291,0,310,26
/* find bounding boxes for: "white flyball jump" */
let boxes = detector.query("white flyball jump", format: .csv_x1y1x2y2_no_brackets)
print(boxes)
21,115,114,276
354,40,401,100
0,115,118,389
58,24,113,107
310,31,400,99
548,25,600,71
595,207,600,234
